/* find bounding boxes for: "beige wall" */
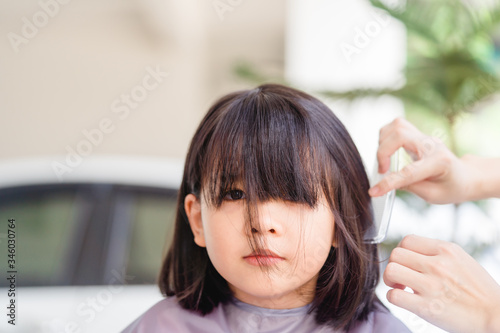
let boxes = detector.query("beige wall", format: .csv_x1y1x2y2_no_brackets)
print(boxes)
0,0,286,161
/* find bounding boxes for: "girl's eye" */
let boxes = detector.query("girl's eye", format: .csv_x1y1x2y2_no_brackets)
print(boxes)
224,189,245,201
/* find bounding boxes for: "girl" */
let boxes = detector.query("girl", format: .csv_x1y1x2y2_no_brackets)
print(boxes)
122,84,409,332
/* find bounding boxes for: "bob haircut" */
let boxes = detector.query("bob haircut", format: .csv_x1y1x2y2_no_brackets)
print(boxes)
159,84,380,330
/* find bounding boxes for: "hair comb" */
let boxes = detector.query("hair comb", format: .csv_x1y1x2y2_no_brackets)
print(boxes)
364,149,400,244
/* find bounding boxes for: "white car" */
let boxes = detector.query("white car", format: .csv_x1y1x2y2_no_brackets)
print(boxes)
0,156,184,332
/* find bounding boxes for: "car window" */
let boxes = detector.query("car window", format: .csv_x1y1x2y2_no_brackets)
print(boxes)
0,186,81,286
125,190,177,284
0,184,178,287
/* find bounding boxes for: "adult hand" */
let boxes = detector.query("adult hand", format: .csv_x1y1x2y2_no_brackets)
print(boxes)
384,235,500,333
368,118,499,204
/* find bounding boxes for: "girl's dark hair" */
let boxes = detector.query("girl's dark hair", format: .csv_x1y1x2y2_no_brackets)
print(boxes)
159,84,380,330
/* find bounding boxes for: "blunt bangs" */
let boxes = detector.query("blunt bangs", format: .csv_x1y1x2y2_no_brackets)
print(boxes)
199,87,329,209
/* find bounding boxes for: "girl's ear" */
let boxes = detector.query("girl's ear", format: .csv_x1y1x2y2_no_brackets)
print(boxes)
185,194,206,247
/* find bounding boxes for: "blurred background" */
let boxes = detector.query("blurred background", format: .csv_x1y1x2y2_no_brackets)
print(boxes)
0,0,499,332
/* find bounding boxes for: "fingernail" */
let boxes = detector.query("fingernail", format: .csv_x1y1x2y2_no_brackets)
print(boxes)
369,186,380,197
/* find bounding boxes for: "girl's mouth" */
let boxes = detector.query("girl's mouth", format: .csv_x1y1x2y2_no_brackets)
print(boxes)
243,250,285,266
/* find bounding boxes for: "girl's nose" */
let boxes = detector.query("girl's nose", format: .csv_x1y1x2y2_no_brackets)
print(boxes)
248,201,284,236
250,226,277,234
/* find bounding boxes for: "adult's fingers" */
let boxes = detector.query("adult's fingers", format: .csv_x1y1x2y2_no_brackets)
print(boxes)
383,261,427,291
386,288,424,317
383,246,428,293
376,131,402,174
377,131,420,174
369,157,443,197
378,118,417,144
377,118,423,173
397,235,443,256
389,246,428,274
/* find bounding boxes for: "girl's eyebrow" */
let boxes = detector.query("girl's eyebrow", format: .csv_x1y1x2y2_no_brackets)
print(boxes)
224,181,245,191
231,179,244,187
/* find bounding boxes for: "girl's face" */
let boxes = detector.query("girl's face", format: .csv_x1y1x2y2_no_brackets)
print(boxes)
185,191,335,309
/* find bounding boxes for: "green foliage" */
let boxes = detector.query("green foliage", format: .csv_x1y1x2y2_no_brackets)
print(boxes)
233,60,287,86
324,0,500,146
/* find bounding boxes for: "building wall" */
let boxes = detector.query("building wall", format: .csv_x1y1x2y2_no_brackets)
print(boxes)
0,0,286,161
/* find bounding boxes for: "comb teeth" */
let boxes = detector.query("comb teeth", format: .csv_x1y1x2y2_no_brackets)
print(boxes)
363,150,399,244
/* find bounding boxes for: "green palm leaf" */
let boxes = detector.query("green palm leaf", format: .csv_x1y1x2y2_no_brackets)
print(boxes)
323,0,500,134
